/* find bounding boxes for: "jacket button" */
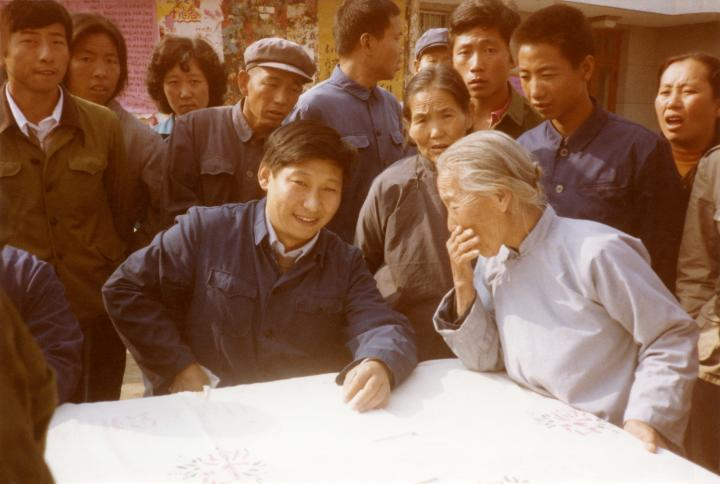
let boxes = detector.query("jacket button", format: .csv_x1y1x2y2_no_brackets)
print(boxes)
30,158,41,165
263,329,274,338
246,170,254,179
559,148,569,157
56,253,64,261
49,216,58,226
555,184,564,193
45,183,53,192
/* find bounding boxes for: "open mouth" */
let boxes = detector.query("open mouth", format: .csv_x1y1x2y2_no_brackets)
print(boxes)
663,114,683,129
293,214,320,226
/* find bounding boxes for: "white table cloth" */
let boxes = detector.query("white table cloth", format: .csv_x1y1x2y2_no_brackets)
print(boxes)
46,359,719,483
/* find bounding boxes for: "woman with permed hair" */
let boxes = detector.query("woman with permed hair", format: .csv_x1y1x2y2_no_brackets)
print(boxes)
146,35,226,138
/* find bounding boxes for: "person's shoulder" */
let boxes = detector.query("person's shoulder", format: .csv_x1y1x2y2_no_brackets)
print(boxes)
182,105,233,124
72,95,118,123
554,215,648,263
319,228,363,265
296,79,338,105
604,111,663,144
376,155,417,184
517,120,550,145
185,202,253,225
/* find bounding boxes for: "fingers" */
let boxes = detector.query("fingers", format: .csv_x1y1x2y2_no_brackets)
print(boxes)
343,361,392,412
342,366,364,403
624,420,661,453
447,227,481,259
348,374,390,412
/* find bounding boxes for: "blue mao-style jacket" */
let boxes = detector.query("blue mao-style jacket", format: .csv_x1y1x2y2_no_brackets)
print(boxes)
102,199,417,393
0,245,83,404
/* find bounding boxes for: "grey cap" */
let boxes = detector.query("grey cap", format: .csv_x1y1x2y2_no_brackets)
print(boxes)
414,28,449,60
244,37,316,82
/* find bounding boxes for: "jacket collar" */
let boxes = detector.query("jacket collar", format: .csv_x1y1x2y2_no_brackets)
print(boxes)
329,65,377,102
232,101,255,143
252,198,328,267
0,83,83,138
543,98,607,152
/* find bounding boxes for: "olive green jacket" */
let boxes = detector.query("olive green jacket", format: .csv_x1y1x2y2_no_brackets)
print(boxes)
493,84,543,139
0,86,133,324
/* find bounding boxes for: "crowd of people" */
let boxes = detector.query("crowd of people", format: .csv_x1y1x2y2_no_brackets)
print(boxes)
1,0,719,480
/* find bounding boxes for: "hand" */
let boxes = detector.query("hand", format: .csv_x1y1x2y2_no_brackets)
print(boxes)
624,419,668,453
447,226,481,315
168,362,210,393
342,359,392,412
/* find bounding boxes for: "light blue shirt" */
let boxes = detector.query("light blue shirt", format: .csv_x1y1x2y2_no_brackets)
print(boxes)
434,206,698,447
265,208,319,263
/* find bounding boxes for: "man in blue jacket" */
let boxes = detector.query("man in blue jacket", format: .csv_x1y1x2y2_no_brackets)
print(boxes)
103,120,417,410
0,245,83,404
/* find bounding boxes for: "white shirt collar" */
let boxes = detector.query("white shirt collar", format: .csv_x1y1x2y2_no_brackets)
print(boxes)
265,207,320,263
5,85,64,144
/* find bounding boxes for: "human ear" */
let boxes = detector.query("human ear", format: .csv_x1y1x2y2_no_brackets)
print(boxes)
257,164,271,192
580,55,595,82
496,189,513,213
236,69,250,97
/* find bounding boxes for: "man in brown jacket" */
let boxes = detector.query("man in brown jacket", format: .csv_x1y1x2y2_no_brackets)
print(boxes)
0,0,133,401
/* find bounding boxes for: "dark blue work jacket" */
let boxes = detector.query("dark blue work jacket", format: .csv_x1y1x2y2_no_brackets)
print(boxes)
102,199,417,393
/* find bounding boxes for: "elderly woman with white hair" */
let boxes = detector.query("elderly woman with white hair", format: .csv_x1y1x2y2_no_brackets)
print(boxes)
433,130,698,453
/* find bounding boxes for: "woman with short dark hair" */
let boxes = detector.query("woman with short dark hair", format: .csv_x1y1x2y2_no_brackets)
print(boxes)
65,12,166,250
146,35,226,137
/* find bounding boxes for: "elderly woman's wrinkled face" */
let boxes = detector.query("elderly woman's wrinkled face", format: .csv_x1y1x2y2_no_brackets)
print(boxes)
655,58,720,152
437,170,509,257
408,88,472,163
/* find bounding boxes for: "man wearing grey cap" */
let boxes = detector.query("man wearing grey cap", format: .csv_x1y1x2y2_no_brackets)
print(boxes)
287,0,410,244
413,28,450,73
163,37,316,223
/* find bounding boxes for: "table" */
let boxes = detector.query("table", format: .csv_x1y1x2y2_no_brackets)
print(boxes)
46,359,719,483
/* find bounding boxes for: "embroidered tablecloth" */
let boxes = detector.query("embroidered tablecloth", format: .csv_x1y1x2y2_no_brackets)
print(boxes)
46,359,719,483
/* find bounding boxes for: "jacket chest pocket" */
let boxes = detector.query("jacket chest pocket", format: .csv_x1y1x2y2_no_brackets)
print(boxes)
68,156,107,175
576,182,628,222
0,160,22,178
288,294,344,350
206,269,256,338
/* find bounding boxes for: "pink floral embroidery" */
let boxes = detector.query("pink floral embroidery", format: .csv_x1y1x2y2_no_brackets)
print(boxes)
532,408,619,436
174,447,264,483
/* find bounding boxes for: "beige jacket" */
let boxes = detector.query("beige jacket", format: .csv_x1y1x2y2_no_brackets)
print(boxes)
677,144,720,384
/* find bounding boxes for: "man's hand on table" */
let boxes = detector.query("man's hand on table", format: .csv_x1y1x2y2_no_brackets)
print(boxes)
624,419,668,453
169,362,210,393
342,359,392,412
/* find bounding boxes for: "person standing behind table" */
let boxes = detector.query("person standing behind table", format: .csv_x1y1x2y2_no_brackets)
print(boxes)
433,130,697,454
146,35,226,139
413,28,451,73
514,4,684,291
103,120,417,409
449,0,541,137
163,37,315,225
0,0,134,402
65,13,167,250
0,245,83,404
669,53,720,473
356,65,473,361
656,53,720,203
287,0,408,244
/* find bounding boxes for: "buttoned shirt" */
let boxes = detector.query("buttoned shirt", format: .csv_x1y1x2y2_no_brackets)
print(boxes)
102,199,417,394
288,65,410,243
6,86,63,147
355,155,454,361
517,102,684,288
0,85,133,323
676,144,720,385
265,208,319,264
0,245,82,404
163,102,266,224
434,207,698,447
492,84,542,139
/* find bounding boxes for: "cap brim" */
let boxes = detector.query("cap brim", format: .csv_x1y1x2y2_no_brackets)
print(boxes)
416,42,449,60
251,61,313,82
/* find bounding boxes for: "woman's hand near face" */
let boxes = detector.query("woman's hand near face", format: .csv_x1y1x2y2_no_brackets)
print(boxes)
447,226,480,316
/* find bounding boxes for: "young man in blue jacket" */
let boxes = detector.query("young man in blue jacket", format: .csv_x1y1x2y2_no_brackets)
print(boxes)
103,120,417,410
